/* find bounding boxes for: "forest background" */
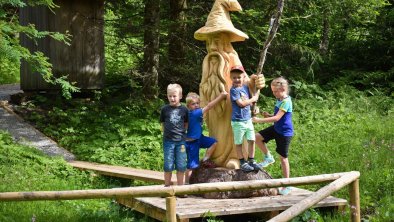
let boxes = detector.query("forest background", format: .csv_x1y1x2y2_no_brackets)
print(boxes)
0,0,393,221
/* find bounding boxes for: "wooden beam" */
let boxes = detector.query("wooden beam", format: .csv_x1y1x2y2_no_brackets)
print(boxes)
166,196,177,222
69,161,177,185
0,172,353,201
267,171,360,222
349,179,361,222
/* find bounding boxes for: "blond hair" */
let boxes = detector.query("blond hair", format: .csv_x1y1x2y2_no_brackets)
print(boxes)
185,92,200,105
167,84,183,96
271,77,290,93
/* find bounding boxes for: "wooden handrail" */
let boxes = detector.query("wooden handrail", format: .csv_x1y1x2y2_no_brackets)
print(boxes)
268,171,360,222
0,171,360,222
0,172,349,201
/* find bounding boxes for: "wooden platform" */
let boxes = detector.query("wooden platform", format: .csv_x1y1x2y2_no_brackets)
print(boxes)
117,187,347,222
69,160,177,184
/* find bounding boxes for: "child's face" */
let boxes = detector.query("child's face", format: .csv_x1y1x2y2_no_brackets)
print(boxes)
271,85,286,99
187,98,200,110
167,89,182,106
230,72,244,87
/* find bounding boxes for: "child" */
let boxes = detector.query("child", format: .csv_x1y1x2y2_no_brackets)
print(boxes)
252,77,294,195
160,84,189,187
184,91,228,183
229,65,260,172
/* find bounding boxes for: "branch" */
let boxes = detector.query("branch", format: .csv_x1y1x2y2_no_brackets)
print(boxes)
255,0,285,75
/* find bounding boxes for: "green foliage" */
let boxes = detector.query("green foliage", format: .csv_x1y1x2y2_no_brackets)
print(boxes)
0,131,137,221
17,94,164,171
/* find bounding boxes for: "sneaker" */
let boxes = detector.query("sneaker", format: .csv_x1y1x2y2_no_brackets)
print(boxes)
278,187,292,195
200,159,217,168
240,162,254,172
258,155,275,168
248,160,261,171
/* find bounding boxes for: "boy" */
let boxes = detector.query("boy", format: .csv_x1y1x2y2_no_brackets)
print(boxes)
253,77,294,195
185,90,228,183
160,84,189,187
229,65,260,172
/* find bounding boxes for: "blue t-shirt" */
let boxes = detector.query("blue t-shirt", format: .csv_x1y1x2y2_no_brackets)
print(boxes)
274,96,294,136
187,108,203,139
230,85,251,121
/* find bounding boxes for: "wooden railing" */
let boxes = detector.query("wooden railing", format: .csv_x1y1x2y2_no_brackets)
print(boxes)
0,171,360,222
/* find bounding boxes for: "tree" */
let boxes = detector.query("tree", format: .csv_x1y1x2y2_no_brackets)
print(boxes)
142,0,160,98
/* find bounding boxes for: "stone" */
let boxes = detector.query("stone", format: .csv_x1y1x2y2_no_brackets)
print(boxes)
189,167,278,199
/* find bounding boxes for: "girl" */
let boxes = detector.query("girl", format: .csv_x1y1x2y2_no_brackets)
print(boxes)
253,77,294,195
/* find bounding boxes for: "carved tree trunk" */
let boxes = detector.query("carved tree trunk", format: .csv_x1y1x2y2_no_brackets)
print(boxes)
142,0,160,98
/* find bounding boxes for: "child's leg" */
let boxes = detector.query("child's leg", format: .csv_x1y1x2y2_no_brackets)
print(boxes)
176,171,185,185
203,142,216,161
280,156,290,178
245,120,256,159
164,172,172,186
185,169,192,184
247,140,255,159
163,140,175,186
174,142,187,185
235,144,244,159
255,133,269,155
278,155,292,195
200,136,217,161
276,136,292,178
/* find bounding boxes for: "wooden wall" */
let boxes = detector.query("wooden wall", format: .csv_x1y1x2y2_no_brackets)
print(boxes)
20,0,105,91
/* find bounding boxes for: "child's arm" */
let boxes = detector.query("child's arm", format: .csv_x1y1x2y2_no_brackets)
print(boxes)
202,91,228,114
252,110,285,123
184,122,188,131
236,93,259,108
262,111,272,118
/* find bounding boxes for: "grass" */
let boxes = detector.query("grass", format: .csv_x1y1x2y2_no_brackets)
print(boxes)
1,85,393,221
0,131,151,222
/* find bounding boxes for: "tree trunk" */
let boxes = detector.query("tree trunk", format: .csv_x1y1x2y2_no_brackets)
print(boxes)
168,0,187,77
142,0,160,98
319,10,330,55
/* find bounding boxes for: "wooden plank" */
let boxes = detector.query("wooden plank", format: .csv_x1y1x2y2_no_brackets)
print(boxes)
117,188,347,221
69,161,177,185
117,197,167,221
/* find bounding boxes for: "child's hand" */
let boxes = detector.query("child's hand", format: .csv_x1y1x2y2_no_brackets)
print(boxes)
220,90,228,98
252,106,260,116
251,94,259,103
252,116,259,123
255,74,266,89
262,111,270,118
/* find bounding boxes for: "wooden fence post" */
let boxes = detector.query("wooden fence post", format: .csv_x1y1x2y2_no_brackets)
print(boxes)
349,179,361,222
267,171,360,222
166,196,177,222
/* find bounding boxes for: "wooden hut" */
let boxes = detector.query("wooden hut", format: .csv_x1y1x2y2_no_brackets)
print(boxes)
19,0,105,91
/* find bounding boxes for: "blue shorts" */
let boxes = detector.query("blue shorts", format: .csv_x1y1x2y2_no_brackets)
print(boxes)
231,119,255,145
163,140,187,172
186,135,217,169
